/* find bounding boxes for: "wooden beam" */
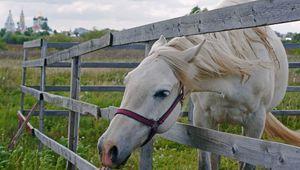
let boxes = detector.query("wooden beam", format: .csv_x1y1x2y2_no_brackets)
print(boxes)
28,85,300,93
29,85,125,92
23,39,42,49
38,39,47,151
23,110,70,116
46,34,112,65
21,86,43,100
111,0,300,45
17,111,34,134
47,42,79,49
284,43,300,49
286,86,300,92
272,110,300,116
34,129,98,170
288,62,300,69
42,92,99,118
139,42,153,170
21,86,100,117
47,62,139,68
160,123,300,169
67,56,81,170
99,106,117,120
8,102,39,150
22,59,45,68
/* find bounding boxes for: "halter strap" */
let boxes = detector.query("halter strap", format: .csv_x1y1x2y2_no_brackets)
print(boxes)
115,87,184,146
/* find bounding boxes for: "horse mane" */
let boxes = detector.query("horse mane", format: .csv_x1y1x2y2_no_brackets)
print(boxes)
155,27,279,90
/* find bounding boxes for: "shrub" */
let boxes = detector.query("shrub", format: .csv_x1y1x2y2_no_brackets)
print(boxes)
46,33,78,42
80,29,109,41
0,39,7,50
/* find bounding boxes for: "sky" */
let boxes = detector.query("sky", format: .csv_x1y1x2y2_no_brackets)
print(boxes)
0,0,299,34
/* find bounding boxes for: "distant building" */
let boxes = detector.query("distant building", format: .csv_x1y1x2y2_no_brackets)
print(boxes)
73,27,89,36
32,15,48,32
5,10,16,32
17,10,26,32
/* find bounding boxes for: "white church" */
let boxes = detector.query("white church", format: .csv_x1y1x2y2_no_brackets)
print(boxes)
4,10,26,33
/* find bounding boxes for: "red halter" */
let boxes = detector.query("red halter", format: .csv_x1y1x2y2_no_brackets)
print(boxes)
115,87,184,146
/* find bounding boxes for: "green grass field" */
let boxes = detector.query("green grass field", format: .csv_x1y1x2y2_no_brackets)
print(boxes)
0,48,299,170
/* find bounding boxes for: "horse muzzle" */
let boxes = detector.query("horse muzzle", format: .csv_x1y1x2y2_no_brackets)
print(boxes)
98,136,131,168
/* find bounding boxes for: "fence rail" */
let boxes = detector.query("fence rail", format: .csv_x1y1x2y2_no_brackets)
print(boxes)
18,0,300,169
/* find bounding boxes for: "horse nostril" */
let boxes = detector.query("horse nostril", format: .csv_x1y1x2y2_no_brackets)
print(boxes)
109,146,119,163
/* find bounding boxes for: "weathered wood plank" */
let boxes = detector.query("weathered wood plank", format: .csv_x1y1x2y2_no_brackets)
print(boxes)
17,111,34,134
67,56,81,170
29,85,125,92
23,110,70,116
8,102,39,150
283,43,300,49
111,0,300,45
20,49,28,114
34,129,98,170
42,92,99,118
21,86,100,117
272,110,300,116
47,42,79,49
39,40,47,151
22,59,45,68
47,62,139,68
139,42,153,170
28,85,300,93
286,86,300,92
21,86,43,100
23,39,42,48
160,123,300,169
288,62,300,69
99,106,117,120
46,34,112,65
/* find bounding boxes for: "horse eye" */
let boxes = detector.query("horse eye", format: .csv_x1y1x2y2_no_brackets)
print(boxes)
154,90,170,98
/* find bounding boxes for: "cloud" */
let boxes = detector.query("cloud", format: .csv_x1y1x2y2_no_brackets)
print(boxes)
0,0,298,33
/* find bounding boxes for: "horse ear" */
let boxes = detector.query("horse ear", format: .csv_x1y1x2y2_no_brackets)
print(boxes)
180,39,206,62
149,35,167,55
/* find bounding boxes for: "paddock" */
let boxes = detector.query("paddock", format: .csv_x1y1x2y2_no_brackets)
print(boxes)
17,0,300,169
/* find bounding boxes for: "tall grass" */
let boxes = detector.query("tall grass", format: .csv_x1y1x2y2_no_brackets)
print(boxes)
0,49,299,170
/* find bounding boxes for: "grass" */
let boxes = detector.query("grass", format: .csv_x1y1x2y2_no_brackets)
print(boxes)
0,48,299,170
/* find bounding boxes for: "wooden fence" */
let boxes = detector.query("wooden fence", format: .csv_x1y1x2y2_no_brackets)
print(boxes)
18,0,300,169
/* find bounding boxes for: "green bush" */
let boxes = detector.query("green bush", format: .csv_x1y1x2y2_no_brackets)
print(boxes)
46,33,78,42
2,32,36,44
0,39,7,50
80,29,109,41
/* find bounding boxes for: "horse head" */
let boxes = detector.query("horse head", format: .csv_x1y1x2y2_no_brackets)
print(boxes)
97,35,204,168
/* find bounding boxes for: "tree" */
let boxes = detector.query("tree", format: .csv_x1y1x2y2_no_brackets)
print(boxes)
0,39,7,50
24,28,33,36
292,33,300,43
0,29,6,38
190,6,201,15
189,6,208,15
41,22,51,32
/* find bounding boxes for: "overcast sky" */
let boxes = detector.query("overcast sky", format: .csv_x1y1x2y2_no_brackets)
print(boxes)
0,0,299,33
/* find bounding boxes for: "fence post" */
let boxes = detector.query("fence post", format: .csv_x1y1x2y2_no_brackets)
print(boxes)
139,42,153,170
188,98,194,125
67,55,81,170
39,39,47,151
20,48,28,114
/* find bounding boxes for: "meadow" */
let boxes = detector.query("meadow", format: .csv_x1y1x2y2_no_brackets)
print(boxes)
0,46,299,170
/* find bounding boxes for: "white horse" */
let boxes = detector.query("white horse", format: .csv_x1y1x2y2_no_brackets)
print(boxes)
98,0,300,169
